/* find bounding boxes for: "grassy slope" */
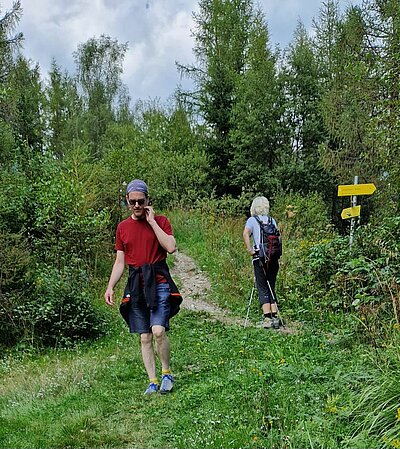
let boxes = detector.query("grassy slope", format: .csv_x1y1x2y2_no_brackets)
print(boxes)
0,210,382,449
0,310,376,449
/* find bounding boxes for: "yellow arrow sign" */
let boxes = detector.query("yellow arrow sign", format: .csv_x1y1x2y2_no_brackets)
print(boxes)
341,205,361,220
338,183,376,196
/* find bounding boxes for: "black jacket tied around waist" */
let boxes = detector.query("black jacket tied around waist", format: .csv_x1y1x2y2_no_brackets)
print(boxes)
119,259,183,326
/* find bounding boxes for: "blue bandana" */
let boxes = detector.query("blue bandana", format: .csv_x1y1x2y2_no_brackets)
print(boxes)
126,179,148,195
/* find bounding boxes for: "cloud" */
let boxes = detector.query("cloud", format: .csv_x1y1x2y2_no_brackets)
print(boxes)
1,0,360,103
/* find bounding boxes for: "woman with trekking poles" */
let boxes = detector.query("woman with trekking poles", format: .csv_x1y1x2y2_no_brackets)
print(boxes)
243,196,282,329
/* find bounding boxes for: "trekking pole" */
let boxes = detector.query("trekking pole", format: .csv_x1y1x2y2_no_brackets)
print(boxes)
244,278,256,327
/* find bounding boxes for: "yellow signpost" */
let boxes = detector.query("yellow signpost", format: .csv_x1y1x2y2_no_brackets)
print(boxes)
341,205,361,220
338,183,376,197
338,178,376,247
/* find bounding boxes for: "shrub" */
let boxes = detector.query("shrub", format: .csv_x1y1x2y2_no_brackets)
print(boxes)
17,263,107,347
0,231,32,346
284,216,400,339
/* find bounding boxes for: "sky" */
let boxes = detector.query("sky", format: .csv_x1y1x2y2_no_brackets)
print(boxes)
1,0,359,104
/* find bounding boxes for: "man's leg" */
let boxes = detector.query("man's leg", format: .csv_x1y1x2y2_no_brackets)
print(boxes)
152,325,174,393
152,325,170,371
140,332,157,380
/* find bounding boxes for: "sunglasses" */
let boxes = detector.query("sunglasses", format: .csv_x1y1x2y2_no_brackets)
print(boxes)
127,198,146,206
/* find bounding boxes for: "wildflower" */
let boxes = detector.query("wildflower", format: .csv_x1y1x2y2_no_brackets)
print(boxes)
397,408,400,422
389,438,400,449
326,405,338,414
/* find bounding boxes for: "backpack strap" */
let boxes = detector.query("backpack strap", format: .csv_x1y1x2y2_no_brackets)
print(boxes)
254,215,271,228
254,215,270,249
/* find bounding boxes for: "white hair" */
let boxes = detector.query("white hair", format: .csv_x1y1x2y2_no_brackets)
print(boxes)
250,196,270,216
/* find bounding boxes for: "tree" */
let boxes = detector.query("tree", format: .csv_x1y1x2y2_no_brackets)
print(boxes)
361,0,400,214
178,0,258,195
229,11,285,196
73,34,129,158
44,61,83,157
318,5,376,184
7,56,45,153
0,0,23,165
0,0,23,82
280,21,332,196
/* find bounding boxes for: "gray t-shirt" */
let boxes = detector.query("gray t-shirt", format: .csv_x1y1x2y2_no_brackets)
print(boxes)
245,215,278,250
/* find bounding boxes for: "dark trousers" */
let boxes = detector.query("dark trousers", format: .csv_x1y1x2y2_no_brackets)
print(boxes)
253,257,279,306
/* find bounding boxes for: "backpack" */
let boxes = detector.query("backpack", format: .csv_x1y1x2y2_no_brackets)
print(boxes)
254,216,282,263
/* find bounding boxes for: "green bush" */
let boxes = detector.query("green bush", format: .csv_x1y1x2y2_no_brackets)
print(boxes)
272,191,334,241
30,158,111,275
283,216,400,339
0,231,32,346
17,263,107,347
0,151,113,348
0,168,30,234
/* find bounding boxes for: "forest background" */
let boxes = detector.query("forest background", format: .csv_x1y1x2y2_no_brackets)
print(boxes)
0,0,399,448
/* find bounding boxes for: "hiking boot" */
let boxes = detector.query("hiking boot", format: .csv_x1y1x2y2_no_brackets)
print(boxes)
271,317,280,329
160,374,174,394
144,382,159,395
262,317,273,329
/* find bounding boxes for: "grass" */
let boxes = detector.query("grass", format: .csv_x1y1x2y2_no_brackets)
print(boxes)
1,209,398,448
0,306,382,449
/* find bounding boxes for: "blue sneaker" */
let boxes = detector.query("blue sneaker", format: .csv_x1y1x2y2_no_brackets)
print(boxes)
144,382,159,395
160,374,174,394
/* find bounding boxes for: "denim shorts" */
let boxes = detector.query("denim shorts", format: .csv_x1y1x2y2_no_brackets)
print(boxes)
127,283,171,334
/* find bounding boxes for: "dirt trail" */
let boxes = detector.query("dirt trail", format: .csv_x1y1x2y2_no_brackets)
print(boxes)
170,250,244,326
170,250,297,334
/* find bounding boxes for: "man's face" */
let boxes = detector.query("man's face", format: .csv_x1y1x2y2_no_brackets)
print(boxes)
126,191,148,219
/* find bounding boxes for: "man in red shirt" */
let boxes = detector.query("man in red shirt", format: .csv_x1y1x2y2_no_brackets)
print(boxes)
104,179,182,395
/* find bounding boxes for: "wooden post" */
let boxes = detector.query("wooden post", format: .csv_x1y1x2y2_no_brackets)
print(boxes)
349,175,358,248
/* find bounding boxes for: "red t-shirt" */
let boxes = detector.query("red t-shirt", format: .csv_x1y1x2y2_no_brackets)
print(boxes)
115,215,173,268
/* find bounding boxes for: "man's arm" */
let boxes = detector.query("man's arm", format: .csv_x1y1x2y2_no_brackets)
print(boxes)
145,206,176,254
104,250,126,306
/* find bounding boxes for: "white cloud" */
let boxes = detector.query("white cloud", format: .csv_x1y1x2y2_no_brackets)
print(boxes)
1,0,360,103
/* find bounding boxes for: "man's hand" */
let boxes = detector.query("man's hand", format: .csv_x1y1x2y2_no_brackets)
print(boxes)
104,287,115,306
144,205,155,224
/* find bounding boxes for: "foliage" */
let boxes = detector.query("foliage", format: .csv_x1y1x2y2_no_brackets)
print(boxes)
0,230,31,346
44,61,83,157
286,216,400,346
0,146,113,348
0,0,23,82
7,56,45,152
73,34,129,158
29,154,111,273
178,0,286,196
19,262,107,347
102,104,212,210
280,21,334,199
272,191,334,241
229,13,285,195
